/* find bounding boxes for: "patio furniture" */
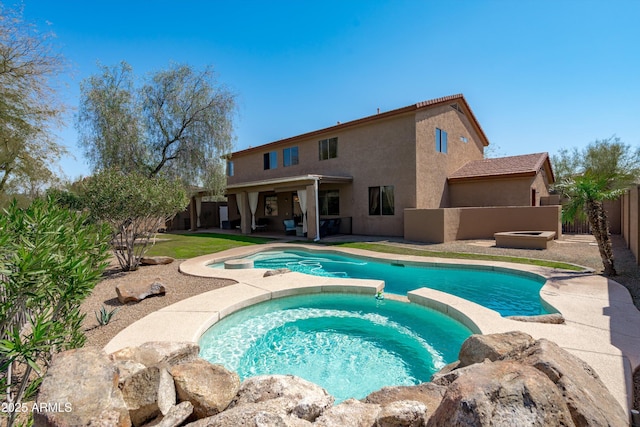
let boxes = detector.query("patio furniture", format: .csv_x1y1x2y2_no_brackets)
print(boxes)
254,217,269,232
283,219,296,235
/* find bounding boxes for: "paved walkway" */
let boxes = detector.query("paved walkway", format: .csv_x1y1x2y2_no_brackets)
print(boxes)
105,241,640,416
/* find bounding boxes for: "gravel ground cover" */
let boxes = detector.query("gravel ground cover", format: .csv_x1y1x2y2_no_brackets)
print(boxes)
79,232,640,411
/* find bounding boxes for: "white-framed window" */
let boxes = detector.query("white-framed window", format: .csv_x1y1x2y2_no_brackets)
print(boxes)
283,146,299,167
319,137,338,160
263,151,277,169
369,186,394,215
436,128,447,153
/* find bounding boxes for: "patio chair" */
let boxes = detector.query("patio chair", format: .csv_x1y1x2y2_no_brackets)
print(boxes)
283,219,296,235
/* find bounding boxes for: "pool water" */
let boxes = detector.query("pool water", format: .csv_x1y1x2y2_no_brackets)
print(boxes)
219,249,551,317
199,293,472,402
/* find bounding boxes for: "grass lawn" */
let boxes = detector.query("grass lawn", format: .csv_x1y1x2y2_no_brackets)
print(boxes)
143,232,585,271
329,242,584,271
144,233,274,259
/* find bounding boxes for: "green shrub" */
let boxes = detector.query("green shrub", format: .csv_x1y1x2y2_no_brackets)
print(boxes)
82,170,188,271
0,197,111,427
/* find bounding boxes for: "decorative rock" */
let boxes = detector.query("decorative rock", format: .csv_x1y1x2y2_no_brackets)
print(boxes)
34,347,131,427
186,400,314,427
154,401,194,427
457,331,536,368
515,338,628,427
363,383,446,422
506,313,565,324
111,342,199,368
119,365,161,426
263,268,291,277
229,375,334,421
375,400,427,427
157,368,177,415
314,398,380,426
117,279,166,304
428,360,574,426
141,256,175,266
170,359,240,420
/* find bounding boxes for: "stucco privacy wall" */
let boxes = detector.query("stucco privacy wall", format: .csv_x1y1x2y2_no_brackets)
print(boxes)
404,205,562,243
622,186,640,264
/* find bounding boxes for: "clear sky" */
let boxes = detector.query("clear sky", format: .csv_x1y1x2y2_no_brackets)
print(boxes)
18,0,640,180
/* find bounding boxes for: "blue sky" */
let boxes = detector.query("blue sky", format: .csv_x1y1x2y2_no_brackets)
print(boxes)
19,0,640,180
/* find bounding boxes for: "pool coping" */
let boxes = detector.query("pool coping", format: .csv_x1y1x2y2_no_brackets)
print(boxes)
104,243,640,414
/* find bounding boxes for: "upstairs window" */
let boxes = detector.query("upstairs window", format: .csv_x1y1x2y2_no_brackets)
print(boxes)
369,186,395,215
319,137,338,160
283,146,299,167
226,160,234,177
263,151,277,169
436,128,447,153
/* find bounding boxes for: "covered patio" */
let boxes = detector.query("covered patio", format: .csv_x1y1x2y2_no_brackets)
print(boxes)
226,174,353,240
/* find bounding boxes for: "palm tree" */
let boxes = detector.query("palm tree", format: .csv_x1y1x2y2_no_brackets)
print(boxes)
553,137,640,276
556,174,624,276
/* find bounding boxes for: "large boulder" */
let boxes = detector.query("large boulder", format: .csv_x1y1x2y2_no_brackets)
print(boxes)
116,279,166,304
153,401,194,427
363,382,447,415
313,398,381,427
170,359,240,420
35,347,131,427
514,338,628,427
428,360,574,426
118,364,161,426
141,256,175,266
375,400,428,427
457,331,536,368
185,400,313,427
229,375,334,422
110,341,199,368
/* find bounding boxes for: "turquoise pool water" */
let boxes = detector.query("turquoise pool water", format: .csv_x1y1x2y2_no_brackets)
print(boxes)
199,293,473,402
213,249,551,317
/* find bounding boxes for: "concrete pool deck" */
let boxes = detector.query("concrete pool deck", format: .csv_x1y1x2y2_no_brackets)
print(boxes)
104,243,640,415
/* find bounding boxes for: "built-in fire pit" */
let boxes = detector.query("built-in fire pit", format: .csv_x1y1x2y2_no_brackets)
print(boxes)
494,231,556,250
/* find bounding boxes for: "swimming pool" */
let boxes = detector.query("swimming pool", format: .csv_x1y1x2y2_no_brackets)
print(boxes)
212,249,551,317
199,293,473,402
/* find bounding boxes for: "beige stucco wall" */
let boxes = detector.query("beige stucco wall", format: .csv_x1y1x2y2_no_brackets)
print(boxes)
449,172,552,208
414,105,485,209
405,206,562,243
622,187,640,264
226,102,506,238
227,112,422,237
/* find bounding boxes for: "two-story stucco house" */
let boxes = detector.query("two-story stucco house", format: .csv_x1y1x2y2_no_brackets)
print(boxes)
225,94,557,241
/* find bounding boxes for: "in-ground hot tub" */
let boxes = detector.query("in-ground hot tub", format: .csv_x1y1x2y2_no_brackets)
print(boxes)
494,231,556,250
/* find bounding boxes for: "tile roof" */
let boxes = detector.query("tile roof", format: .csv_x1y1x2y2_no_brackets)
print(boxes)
230,94,489,157
449,153,552,182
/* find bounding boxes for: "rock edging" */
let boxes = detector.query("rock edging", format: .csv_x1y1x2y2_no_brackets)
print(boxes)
35,332,628,426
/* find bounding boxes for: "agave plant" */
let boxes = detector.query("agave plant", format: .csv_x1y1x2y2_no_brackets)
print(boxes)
95,305,120,326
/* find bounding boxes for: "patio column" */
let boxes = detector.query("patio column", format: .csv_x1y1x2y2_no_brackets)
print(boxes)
189,196,197,231
195,196,202,228
304,184,318,240
236,192,251,234
314,178,320,241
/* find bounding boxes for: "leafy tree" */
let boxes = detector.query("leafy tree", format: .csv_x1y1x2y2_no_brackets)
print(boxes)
0,4,68,199
82,170,189,271
553,137,640,276
77,61,235,196
0,197,111,427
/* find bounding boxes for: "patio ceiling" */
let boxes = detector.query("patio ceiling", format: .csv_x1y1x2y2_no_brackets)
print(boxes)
226,174,353,193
